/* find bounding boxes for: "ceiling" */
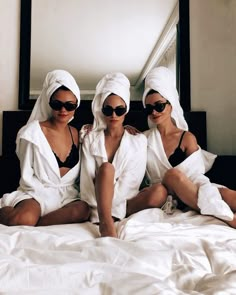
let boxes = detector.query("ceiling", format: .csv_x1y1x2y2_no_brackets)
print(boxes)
30,0,178,94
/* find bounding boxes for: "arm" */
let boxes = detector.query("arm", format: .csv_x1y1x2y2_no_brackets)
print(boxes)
182,131,199,156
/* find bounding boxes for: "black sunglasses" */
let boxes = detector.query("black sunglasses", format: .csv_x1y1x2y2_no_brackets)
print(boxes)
49,100,77,111
102,105,127,117
144,101,170,115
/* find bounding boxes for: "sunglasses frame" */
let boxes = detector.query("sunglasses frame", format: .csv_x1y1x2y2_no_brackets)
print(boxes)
144,100,170,115
49,100,78,111
102,105,127,117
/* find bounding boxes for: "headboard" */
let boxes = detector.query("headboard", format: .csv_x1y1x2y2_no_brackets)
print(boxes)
2,101,207,156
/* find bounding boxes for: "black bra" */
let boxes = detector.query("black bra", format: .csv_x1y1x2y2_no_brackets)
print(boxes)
53,126,79,169
168,131,186,167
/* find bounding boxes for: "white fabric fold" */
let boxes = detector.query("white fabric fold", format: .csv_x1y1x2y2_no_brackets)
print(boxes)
91,72,130,131
142,66,188,130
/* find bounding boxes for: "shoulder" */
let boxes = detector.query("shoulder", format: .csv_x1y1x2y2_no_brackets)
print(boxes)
82,129,103,145
17,120,40,138
182,131,198,155
69,125,79,145
182,131,198,145
124,131,147,148
143,127,156,139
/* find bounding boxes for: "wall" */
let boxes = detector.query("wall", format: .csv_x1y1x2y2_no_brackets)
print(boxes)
1,0,236,156
190,0,236,155
0,0,20,155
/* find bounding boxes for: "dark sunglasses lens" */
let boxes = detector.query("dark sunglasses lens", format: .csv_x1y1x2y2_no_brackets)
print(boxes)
102,106,113,116
49,100,77,111
102,106,126,117
49,100,62,110
114,107,126,116
145,105,154,115
64,102,77,111
145,102,168,115
155,103,166,112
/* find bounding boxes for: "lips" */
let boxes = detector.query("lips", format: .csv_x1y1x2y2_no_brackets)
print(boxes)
151,115,161,120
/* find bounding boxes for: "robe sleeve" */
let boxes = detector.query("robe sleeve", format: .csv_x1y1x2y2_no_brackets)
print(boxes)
17,139,44,193
111,136,147,217
79,136,96,206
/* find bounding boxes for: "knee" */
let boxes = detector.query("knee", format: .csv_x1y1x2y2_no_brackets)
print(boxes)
147,183,168,207
8,209,39,226
71,201,91,222
98,162,115,177
163,168,185,186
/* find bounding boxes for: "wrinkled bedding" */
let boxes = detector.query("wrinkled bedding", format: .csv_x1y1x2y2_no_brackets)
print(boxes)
0,209,236,294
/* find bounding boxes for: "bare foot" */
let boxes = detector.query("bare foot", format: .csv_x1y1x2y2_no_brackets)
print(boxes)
99,218,117,238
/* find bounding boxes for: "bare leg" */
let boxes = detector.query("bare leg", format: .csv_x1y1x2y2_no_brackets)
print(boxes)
217,187,236,228
163,168,199,211
95,162,117,238
126,183,167,217
0,199,41,226
37,200,90,226
219,187,236,211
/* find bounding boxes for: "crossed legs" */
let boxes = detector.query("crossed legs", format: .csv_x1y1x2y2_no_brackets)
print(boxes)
163,168,199,211
0,198,90,226
163,168,236,228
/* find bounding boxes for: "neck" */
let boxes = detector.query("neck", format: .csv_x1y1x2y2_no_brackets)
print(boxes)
47,118,69,130
156,119,177,136
105,125,124,138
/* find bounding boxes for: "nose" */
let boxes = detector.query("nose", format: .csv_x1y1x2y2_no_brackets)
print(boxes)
111,110,117,117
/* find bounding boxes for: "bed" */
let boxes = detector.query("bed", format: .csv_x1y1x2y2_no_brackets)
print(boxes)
1,209,236,294
1,103,236,294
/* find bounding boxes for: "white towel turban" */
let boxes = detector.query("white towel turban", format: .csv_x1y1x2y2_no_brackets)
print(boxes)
91,72,130,130
27,69,81,124
142,66,188,130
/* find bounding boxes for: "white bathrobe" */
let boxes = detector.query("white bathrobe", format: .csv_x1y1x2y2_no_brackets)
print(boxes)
80,130,147,223
144,127,234,221
1,70,81,216
1,120,81,216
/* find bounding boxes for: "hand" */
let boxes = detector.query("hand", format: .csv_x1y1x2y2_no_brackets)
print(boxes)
79,124,93,143
83,124,93,134
124,125,141,135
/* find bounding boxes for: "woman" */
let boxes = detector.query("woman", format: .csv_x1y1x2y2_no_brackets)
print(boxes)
142,66,236,227
80,72,167,238
0,70,90,226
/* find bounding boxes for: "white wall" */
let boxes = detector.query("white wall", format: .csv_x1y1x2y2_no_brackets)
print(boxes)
190,0,236,155
1,0,236,156
0,0,20,155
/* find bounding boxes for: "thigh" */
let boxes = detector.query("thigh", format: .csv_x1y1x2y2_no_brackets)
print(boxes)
127,184,167,216
15,198,41,214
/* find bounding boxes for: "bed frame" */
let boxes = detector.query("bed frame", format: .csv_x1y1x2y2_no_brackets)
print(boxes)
0,101,235,196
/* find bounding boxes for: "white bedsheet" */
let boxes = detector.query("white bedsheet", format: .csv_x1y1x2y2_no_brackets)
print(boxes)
0,209,236,294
